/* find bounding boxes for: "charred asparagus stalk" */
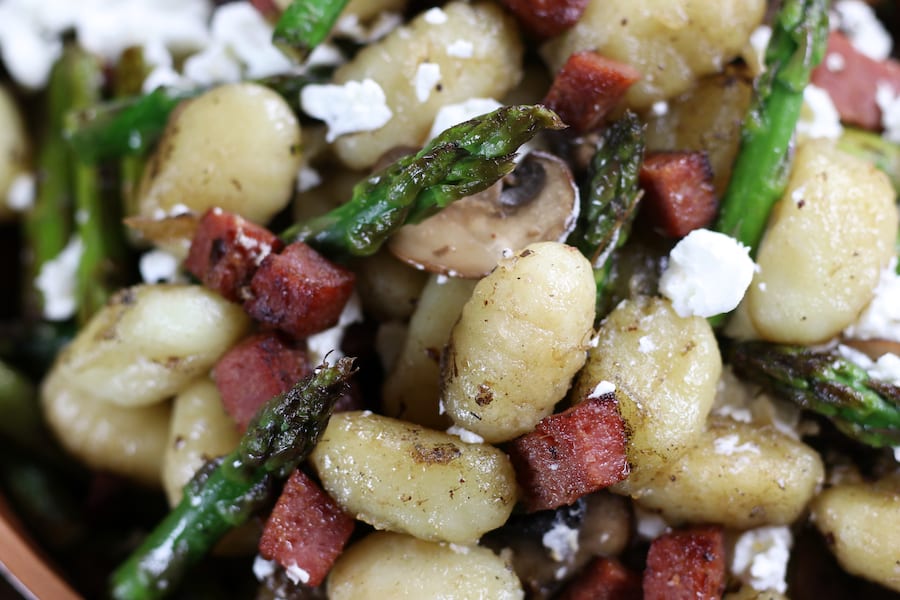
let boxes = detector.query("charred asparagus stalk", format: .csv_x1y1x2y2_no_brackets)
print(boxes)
727,340,900,447
713,0,829,254
567,112,645,317
282,104,565,257
272,0,351,62
109,358,355,600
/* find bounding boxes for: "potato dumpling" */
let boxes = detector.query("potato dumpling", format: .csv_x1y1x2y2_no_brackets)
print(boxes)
309,411,518,544
441,242,595,443
811,476,900,593
49,284,250,407
162,378,240,506
0,85,29,220
541,0,765,110
331,1,523,169
138,82,302,224
328,532,523,599
572,296,720,492
633,417,824,528
746,140,898,344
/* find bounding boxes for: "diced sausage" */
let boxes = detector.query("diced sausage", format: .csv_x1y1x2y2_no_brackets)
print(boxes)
497,0,589,39
507,394,629,513
638,151,717,238
542,51,641,133
212,332,311,431
810,30,900,130
259,469,355,588
185,208,283,302
557,557,642,600
643,525,725,600
243,241,356,339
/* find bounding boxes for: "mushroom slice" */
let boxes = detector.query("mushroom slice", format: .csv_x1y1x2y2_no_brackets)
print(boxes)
388,151,580,278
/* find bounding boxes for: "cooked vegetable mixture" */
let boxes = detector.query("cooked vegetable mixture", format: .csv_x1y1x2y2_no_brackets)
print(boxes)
0,0,899,598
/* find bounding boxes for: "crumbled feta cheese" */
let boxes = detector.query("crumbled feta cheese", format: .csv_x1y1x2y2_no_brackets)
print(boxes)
414,62,442,102
6,173,35,211
182,42,242,86
658,229,756,318
446,39,474,58
423,7,448,25
296,165,322,193
638,335,656,353
139,249,180,283
839,344,900,385
306,292,364,361
542,521,579,562
797,84,843,140
833,0,892,60
447,543,470,554
301,79,393,142
825,51,846,72
446,425,484,444
334,12,402,43
712,367,801,437
844,258,900,342
634,506,669,540
427,98,503,141
208,2,292,80
731,526,793,594
284,561,310,585
306,41,346,69
713,433,761,456
894,446,900,462
876,82,900,143
587,380,616,399
35,235,83,321
650,101,668,116
747,25,772,73
252,555,277,581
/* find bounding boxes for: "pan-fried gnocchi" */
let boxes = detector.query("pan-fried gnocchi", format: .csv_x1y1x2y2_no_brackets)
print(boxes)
309,411,518,544
330,1,523,169
746,140,899,344
441,242,595,443
541,0,766,109
632,416,824,528
44,285,250,408
573,295,721,491
138,82,303,224
327,531,523,599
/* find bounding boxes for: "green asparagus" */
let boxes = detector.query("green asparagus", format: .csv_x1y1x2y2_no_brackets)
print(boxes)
109,357,354,600
567,112,645,318
273,0,351,62
281,104,565,257
727,340,900,447
713,0,828,255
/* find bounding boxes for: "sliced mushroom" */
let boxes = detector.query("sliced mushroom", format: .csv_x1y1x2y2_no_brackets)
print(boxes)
388,151,580,278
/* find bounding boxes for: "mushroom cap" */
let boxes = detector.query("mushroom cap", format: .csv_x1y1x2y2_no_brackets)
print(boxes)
388,151,580,278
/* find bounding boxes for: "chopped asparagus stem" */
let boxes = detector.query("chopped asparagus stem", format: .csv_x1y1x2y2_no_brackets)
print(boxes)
272,0,352,62
727,339,900,447
713,0,829,255
281,104,565,258
109,358,354,600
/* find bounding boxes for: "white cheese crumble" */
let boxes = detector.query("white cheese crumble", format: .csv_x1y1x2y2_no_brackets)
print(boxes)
6,173,35,211
731,526,793,594
427,97,503,141
446,425,484,444
875,82,900,144
542,521,579,562
825,51,846,72
306,291,364,362
413,62,442,103
587,380,616,399
649,100,668,116
833,0,892,61
252,555,277,581
446,39,474,58
658,229,756,318
35,235,83,321
633,506,669,540
837,344,900,385
713,433,761,456
139,249,180,283
747,25,772,74
423,7,448,25
284,561,311,585
206,2,292,80
844,258,900,342
334,12,402,44
301,79,393,143
296,165,322,193
797,84,843,140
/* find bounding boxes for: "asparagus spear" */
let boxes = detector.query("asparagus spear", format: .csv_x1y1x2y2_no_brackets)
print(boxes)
272,0,351,62
282,104,565,257
727,340,900,447
567,112,645,317
109,358,354,600
713,0,828,254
